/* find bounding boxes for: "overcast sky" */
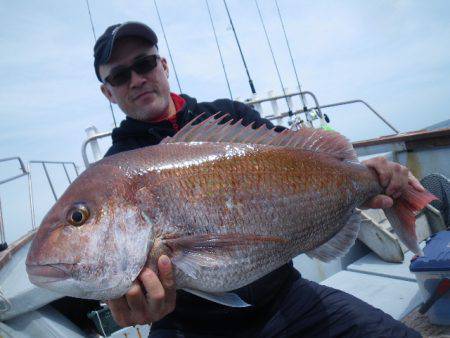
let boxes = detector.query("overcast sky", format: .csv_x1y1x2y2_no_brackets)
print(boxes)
1,0,449,243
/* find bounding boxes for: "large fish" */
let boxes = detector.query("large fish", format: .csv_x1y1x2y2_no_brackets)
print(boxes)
26,114,435,306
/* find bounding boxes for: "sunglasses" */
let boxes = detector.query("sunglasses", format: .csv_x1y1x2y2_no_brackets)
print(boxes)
104,54,160,86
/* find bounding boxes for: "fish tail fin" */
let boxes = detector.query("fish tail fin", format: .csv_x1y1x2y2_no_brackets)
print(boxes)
384,184,437,256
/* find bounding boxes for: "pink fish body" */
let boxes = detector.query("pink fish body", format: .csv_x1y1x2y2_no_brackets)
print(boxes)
26,115,435,303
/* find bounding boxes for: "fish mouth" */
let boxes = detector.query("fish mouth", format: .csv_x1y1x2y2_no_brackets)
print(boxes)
26,263,72,284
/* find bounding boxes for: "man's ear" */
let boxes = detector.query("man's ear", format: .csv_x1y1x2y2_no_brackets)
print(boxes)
161,57,169,78
100,84,117,104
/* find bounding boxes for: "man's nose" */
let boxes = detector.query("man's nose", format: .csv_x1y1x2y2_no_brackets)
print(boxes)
129,70,146,88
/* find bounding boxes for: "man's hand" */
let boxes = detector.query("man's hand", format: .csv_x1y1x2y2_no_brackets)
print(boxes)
107,255,176,327
361,156,425,209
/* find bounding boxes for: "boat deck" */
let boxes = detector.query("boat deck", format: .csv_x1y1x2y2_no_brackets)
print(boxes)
347,248,418,282
321,247,450,337
321,270,421,320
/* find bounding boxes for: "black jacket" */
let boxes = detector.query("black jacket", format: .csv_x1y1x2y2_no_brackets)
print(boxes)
105,94,299,335
105,94,286,156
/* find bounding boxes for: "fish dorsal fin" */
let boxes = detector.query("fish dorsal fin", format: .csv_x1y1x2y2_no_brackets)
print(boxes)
161,113,357,161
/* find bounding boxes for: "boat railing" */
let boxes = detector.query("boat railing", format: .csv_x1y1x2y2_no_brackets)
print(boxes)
0,157,79,250
0,157,28,251
28,161,79,202
81,126,112,168
27,160,79,229
265,96,399,134
0,157,28,185
242,89,323,121
80,90,399,166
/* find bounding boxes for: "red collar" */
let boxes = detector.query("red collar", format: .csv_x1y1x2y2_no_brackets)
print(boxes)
167,93,186,131
171,92,186,112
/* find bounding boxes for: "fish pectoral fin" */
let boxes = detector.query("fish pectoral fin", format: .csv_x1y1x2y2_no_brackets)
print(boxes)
306,210,361,262
182,288,251,308
164,233,286,280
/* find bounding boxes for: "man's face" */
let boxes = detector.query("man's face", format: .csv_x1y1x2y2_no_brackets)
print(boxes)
99,37,171,122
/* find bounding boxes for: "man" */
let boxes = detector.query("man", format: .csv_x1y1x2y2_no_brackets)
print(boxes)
94,21,422,337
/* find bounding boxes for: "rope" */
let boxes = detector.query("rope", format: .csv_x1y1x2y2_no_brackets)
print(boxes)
205,0,233,100
84,0,118,127
153,0,183,93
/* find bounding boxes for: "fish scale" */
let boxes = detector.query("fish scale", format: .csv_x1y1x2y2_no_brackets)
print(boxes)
140,143,371,292
26,114,436,303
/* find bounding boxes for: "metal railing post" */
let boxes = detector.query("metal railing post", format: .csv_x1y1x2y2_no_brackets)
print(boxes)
0,157,79,237
268,90,279,116
0,157,32,244
62,163,72,184
29,160,78,198
247,89,324,120
82,131,111,167
72,163,80,176
27,160,79,228
85,126,103,163
42,163,58,201
27,163,36,230
0,196,7,250
301,91,324,119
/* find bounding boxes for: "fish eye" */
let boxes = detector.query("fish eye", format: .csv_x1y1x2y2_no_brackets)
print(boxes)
67,203,90,227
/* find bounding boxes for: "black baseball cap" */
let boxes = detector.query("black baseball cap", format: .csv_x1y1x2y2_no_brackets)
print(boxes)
94,21,158,82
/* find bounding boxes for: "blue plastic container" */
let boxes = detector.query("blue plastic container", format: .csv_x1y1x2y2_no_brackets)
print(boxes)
410,229,450,325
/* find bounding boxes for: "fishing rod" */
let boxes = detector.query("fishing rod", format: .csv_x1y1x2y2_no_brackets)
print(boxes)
153,0,183,93
223,0,256,95
205,0,233,100
85,0,118,128
274,0,307,111
254,0,301,129
275,0,327,128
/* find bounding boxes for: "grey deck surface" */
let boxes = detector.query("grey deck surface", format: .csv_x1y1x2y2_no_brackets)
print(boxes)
347,250,418,282
320,270,422,320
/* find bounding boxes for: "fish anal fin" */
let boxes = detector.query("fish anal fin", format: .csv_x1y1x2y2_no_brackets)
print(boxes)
182,288,251,308
162,113,357,162
306,210,361,262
